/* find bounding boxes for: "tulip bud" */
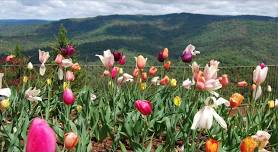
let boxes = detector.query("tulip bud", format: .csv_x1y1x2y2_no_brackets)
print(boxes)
23,76,28,83
61,44,75,57
71,63,81,71
164,61,171,70
229,93,244,108
55,54,63,64
205,138,219,152
219,74,229,87
135,55,147,69
47,79,52,85
267,85,272,92
170,79,177,87
119,55,126,65
26,118,56,152
64,132,78,150
0,99,10,111
160,75,169,85
134,100,152,115
238,81,248,87
133,68,139,78
27,62,33,70
157,51,164,62
141,72,148,82
103,70,111,77
240,136,257,152
162,48,169,59
63,88,75,105
173,96,182,107
111,67,118,79
5,55,15,62
251,84,256,91
149,66,157,76
139,82,147,91
268,100,275,108
119,68,123,74
76,105,82,113
65,71,75,81
182,79,192,89
181,51,192,63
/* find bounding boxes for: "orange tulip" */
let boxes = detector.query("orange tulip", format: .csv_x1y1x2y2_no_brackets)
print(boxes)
160,76,169,85
141,72,148,81
162,48,169,59
229,93,244,108
205,138,219,152
71,63,81,71
238,81,248,87
164,61,171,70
64,132,78,150
135,55,147,69
240,136,257,152
149,66,157,76
219,74,229,87
133,68,139,78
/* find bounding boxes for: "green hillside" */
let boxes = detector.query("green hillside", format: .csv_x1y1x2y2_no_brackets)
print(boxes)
0,13,277,65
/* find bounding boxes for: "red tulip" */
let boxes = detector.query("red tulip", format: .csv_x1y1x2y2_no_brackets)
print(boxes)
134,100,152,116
164,61,171,70
112,51,123,62
160,75,170,85
149,66,157,76
229,93,244,108
119,55,126,65
64,132,78,150
141,72,148,81
63,88,75,105
26,118,56,152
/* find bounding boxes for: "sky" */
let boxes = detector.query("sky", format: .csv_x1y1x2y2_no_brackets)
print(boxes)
0,0,277,20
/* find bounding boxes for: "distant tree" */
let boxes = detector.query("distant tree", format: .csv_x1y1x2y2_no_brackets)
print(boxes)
13,44,22,57
57,24,68,48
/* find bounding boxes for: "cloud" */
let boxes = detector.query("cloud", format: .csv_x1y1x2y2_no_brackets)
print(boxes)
0,0,277,20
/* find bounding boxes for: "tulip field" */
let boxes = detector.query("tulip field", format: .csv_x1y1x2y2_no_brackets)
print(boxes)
0,29,278,152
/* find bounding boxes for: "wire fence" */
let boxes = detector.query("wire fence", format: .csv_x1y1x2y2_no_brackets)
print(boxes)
0,64,277,100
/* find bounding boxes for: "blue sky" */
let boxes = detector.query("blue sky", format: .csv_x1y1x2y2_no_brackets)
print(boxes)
0,0,277,20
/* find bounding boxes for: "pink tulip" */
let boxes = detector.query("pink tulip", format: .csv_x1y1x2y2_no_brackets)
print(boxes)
95,50,114,68
63,88,75,105
103,70,111,77
135,55,147,69
64,132,79,150
219,74,229,87
26,118,56,152
111,67,118,79
55,54,64,64
39,50,50,76
5,55,15,62
134,100,152,116
253,63,268,85
65,71,75,81
119,55,126,65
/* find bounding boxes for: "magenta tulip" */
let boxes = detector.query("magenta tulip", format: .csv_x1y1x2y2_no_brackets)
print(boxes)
26,118,56,152
134,100,152,115
181,51,192,63
157,51,164,62
61,44,75,57
119,55,126,65
63,88,75,105
111,67,118,79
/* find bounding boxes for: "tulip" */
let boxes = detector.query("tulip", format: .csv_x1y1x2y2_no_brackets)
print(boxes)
65,71,75,81
23,76,28,83
64,132,78,150
96,50,114,68
135,55,147,69
238,81,248,87
170,79,177,87
141,72,147,81
268,100,275,108
252,130,270,150
55,54,63,64
39,50,50,76
133,68,139,78
191,97,227,130
151,76,160,85
139,82,147,91
0,99,10,111
61,58,73,68
26,118,56,152
157,51,165,62
61,44,75,57
111,67,118,79
160,75,169,85
205,138,219,152
112,51,122,62
149,66,157,76
119,55,126,65
253,63,268,85
0,73,3,88
27,62,33,70
164,61,171,70
240,136,257,152
63,88,75,105
71,63,81,71
229,93,244,108
5,55,15,62
182,79,192,89
218,74,229,87
103,70,111,77
90,93,97,101
0,88,11,97
47,79,52,85
76,105,82,113
251,84,256,91
181,44,200,63
276,99,278,108
63,82,69,90
162,48,169,59
267,85,272,92
25,88,42,102
134,100,152,116
119,68,123,74
58,67,64,80
117,73,133,85
173,96,182,107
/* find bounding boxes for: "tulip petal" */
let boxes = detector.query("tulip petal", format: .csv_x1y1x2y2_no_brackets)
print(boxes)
58,68,64,80
0,88,11,97
191,110,202,130
40,64,46,76
254,85,262,101
199,107,213,129
211,109,227,129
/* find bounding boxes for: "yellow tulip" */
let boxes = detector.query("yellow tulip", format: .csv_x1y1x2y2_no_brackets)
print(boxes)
47,79,52,85
140,82,147,91
23,76,28,83
173,96,182,107
268,100,274,108
0,99,10,111
170,79,177,87
76,105,82,113
63,82,69,90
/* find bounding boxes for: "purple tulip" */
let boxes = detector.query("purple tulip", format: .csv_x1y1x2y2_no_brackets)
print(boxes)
181,51,193,63
63,88,75,105
112,51,123,62
157,51,164,62
61,44,75,57
26,118,56,152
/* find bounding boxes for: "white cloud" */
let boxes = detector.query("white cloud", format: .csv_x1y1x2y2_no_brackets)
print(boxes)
0,0,277,20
